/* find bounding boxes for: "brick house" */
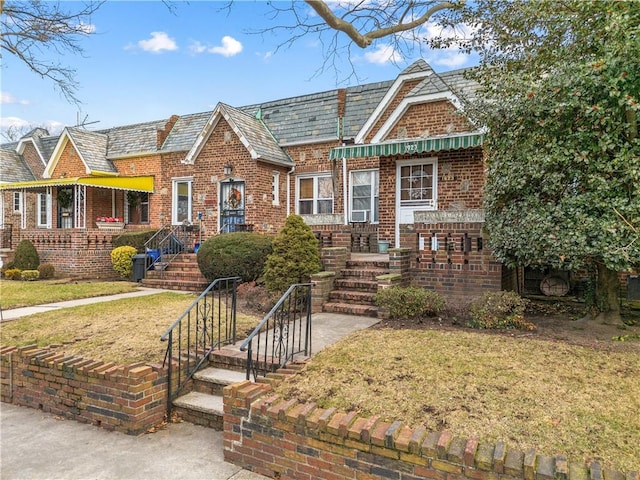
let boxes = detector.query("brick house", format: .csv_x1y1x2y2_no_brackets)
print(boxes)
0,60,509,299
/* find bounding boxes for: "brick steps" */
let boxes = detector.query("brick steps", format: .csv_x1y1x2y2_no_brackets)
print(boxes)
140,253,209,292
322,257,389,318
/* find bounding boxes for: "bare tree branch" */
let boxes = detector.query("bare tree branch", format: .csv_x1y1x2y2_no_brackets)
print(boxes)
1,0,104,104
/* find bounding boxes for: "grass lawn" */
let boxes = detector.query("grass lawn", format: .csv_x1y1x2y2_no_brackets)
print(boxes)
274,328,640,473
0,279,139,309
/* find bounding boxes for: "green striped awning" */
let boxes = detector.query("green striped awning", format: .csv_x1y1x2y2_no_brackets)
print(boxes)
329,133,483,160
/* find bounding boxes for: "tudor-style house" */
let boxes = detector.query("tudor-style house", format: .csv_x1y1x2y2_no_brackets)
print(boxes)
1,60,512,301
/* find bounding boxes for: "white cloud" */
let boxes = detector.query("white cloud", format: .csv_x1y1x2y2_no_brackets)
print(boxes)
188,36,243,57
1,92,29,105
364,44,403,65
129,32,178,53
431,52,471,68
76,22,96,34
0,116,30,130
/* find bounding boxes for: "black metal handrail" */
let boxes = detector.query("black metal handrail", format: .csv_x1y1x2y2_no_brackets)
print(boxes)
160,276,240,419
143,223,197,275
240,283,312,381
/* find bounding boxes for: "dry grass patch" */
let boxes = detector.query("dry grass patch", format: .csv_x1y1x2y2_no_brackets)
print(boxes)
0,292,261,365
274,329,640,473
0,279,139,309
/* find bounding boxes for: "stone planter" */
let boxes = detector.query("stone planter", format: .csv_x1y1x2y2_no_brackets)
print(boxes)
96,221,124,231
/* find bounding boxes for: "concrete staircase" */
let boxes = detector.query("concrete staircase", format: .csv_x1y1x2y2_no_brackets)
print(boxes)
322,258,389,317
141,253,209,292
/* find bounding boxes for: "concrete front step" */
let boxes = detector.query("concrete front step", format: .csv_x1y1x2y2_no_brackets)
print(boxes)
323,302,378,317
193,367,247,395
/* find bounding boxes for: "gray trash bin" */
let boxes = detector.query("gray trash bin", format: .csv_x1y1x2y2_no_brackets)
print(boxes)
132,254,149,282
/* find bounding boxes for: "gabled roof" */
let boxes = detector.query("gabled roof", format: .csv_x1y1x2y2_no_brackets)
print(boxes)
0,143,35,183
161,112,211,152
185,103,293,166
101,119,168,158
44,128,114,178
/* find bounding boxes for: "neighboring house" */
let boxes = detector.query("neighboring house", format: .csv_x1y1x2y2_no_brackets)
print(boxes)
0,60,507,299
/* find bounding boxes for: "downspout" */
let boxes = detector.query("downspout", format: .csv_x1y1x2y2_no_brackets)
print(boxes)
342,155,348,225
287,165,295,217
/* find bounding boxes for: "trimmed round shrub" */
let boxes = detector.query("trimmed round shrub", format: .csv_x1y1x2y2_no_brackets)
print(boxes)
110,245,138,279
467,291,534,330
375,286,446,321
21,270,40,281
13,239,39,270
263,215,322,294
3,268,22,280
112,229,157,253
38,263,55,279
197,232,273,283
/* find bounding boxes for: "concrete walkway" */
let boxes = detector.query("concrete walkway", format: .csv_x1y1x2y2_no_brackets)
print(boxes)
0,288,380,480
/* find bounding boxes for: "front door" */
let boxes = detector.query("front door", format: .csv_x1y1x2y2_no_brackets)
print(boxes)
57,187,74,228
220,180,245,233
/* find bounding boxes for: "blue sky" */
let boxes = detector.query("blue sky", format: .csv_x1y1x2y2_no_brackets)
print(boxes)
1,1,478,137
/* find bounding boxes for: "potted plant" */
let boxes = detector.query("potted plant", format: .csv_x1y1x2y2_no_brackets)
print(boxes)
95,216,125,230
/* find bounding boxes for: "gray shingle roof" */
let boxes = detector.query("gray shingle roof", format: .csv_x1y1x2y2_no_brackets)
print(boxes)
66,128,114,173
161,112,211,152
0,144,35,183
342,81,394,140
439,68,479,104
220,104,293,165
99,119,168,158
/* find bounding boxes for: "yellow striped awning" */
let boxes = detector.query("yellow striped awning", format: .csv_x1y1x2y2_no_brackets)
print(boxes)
0,176,154,192
329,133,483,160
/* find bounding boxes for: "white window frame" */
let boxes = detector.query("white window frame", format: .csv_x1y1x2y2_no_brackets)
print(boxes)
272,172,280,206
296,174,334,215
172,177,193,225
13,192,21,213
36,190,52,228
349,169,379,224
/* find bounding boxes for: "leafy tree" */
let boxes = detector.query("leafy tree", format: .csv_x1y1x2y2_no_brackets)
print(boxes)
263,214,322,294
433,0,640,323
1,0,103,103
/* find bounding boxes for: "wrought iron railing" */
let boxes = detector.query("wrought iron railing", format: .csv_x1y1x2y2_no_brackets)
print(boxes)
240,283,312,381
160,276,240,419
143,223,198,275
0,223,13,250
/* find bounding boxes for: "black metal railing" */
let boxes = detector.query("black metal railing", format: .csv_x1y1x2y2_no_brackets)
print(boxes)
240,283,312,381
160,276,240,419
0,223,13,250
143,223,199,275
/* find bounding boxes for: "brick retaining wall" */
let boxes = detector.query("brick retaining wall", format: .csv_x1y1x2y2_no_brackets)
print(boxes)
0,345,166,434
223,367,634,480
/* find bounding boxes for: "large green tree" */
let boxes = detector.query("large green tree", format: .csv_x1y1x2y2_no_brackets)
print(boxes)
434,0,640,322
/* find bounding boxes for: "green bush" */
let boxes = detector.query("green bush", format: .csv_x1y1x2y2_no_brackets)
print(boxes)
263,215,322,294
21,270,40,281
38,263,55,279
13,239,39,270
112,229,157,253
467,291,534,330
375,286,446,321
3,268,22,280
110,246,138,279
197,232,273,283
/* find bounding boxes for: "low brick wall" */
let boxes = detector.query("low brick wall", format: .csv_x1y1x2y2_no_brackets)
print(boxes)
223,367,633,480
0,345,167,434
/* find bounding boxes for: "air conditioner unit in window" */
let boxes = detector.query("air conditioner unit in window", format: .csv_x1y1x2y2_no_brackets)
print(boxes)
350,210,368,223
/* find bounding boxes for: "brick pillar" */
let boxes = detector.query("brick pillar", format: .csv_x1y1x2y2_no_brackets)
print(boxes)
320,246,348,274
389,248,412,286
310,271,336,313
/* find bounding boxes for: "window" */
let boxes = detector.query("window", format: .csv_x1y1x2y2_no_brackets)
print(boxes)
37,192,51,228
272,172,280,206
172,178,192,224
297,175,333,215
127,192,149,224
399,161,436,208
350,170,379,223
13,192,21,213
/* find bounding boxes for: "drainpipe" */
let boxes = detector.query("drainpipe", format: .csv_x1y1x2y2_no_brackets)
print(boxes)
286,165,295,217
342,155,348,225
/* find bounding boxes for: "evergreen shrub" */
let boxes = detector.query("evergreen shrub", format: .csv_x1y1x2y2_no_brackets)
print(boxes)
13,240,39,270
38,263,55,279
467,291,534,330
110,246,138,279
375,286,446,321
263,215,322,294
197,232,273,283
21,270,40,281
112,229,157,253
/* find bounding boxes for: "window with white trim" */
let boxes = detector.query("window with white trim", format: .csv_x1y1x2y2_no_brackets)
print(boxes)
13,192,22,213
37,192,51,228
297,175,333,215
272,172,280,206
399,160,437,208
350,170,379,223
172,178,193,224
